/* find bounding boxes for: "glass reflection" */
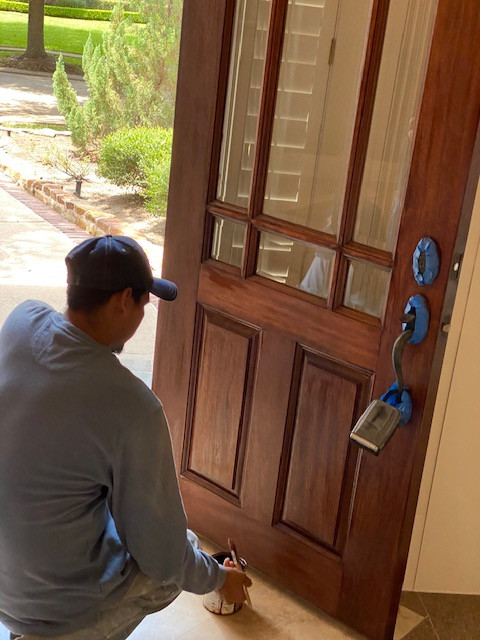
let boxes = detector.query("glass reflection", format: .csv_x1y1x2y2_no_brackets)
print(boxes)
256,232,334,299
354,0,438,250
211,217,246,268
263,0,372,235
343,260,390,319
216,0,271,207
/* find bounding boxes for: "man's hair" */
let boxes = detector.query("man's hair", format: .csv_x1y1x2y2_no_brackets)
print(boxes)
67,285,148,312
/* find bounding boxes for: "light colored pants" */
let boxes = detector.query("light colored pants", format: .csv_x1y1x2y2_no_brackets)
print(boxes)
16,531,200,640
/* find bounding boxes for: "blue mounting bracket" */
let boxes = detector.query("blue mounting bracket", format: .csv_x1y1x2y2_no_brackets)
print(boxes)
379,294,429,427
413,237,440,286
402,294,429,344
380,382,413,427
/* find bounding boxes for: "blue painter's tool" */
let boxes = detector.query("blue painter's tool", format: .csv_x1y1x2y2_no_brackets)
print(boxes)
413,236,440,286
402,294,429,344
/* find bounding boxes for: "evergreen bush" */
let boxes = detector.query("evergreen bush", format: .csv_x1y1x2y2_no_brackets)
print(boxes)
98,127,172,215
52,55,89,147
53,2,181,149
53,2,180,211
143,155,172,214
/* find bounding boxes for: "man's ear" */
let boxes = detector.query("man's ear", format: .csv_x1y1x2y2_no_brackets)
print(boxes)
115,288,133,313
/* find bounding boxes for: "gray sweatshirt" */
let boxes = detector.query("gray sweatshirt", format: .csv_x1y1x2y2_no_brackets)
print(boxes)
0,301,225,636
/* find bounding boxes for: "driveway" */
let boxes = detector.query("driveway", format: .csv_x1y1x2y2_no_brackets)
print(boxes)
0,69,87,124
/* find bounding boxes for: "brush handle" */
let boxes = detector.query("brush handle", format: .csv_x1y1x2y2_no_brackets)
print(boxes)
243,584,252,607
228,538,252,607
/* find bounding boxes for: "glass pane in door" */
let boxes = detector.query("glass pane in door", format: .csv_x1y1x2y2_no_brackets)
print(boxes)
216,0,271,208
211,217,246,268
263,0,373,235
343,260,390,319
353,0,439,250
256,232,334,299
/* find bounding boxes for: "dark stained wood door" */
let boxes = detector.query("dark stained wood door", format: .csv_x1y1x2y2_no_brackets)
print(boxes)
153,2,480,639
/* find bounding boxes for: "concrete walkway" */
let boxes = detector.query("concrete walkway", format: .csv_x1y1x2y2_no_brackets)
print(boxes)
0,172,157,386
0,68,87,124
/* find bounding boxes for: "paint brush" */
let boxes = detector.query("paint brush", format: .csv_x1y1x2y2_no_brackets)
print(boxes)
228,537,252,608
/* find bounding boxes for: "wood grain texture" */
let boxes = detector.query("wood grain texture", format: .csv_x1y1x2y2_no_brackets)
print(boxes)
278,349,368,548
240,330,296,523
199,263,380,371
181,474,343,615
185,309,258,496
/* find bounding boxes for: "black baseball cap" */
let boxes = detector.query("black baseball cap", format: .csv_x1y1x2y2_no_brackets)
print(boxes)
65,235,177,301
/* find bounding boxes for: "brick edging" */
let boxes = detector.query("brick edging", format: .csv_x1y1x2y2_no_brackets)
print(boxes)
0,162,149,244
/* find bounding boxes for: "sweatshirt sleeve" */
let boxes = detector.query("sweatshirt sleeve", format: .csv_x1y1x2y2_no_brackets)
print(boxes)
110,404,226,594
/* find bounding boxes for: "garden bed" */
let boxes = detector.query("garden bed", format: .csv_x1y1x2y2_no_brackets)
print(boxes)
0,124,166,246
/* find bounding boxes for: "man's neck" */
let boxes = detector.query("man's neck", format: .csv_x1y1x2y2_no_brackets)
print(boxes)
64,308,112,347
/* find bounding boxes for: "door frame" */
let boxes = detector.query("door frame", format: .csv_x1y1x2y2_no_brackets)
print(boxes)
153,2,480,638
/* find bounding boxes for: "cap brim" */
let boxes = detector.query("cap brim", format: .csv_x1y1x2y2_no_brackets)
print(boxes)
150,277,178,301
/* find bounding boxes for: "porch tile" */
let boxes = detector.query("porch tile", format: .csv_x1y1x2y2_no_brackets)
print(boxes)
418,593,480,639
402,618,438,640
128,591,211,639
393,606,425,639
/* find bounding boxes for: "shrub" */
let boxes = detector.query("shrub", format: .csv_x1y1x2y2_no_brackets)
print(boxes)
44,144,92,196
68,108,89,149
0,0,143,22
98,127,152,188
52,54,78,117
42,0,88,6
53,2,181,149
44,1,138,9
53,55,89,147
98,127,172,215
0,1,26,11
143,155,172,214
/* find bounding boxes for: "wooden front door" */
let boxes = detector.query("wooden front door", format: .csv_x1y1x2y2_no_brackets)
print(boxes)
153,2,480,639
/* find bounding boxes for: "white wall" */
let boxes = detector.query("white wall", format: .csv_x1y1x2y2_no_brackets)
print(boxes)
405,176,480,593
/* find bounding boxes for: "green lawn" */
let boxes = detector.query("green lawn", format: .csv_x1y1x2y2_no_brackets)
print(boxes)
0,11,139,55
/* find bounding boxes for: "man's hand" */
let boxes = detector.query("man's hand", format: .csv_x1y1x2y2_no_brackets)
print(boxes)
218,558,252,604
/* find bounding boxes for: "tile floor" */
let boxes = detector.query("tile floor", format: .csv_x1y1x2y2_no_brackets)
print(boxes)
0,540,438,640
124,538,438,640
0,537,434,640
400,591,480,640
1,582,478,640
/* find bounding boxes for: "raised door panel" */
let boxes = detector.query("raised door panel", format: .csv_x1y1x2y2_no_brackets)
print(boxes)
240,330,297,523
276,348,371,549
183,308,259,501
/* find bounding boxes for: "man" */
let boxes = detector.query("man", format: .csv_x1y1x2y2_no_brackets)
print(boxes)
0,235,251,640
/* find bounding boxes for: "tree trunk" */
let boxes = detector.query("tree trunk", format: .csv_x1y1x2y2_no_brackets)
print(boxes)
25,0,47,59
